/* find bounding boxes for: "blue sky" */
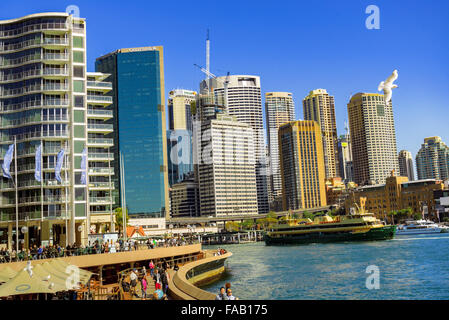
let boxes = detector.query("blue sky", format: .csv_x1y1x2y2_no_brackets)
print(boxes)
2,0,449,158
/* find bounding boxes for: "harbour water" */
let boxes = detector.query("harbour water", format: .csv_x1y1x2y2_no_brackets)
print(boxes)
203,233,449,299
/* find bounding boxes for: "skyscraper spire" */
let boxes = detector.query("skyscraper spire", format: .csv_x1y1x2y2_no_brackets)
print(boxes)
206,29,210,81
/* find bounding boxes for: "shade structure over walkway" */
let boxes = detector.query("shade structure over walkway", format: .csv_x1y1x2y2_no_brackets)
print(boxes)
0,267,18,283
0,260,93,297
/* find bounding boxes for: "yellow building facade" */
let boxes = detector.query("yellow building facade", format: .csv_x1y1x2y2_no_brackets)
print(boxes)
345,171,444,220
279,120,327,210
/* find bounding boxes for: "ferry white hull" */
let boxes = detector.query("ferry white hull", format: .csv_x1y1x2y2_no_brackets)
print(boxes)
396,227,444,235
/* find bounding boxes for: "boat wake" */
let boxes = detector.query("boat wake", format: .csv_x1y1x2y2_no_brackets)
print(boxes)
393,235,449,241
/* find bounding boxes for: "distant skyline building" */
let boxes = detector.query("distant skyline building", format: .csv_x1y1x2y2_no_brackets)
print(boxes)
265,92,295,204
201,75,269,214
167,89,196,131
170,177,199,218
197,113,258,217
337,132,353,183
347,93,399,186
166,89,196,186
398,150,415,181
96,46,170,218
303,89,340,179
279,120,327,210
416,136,449,181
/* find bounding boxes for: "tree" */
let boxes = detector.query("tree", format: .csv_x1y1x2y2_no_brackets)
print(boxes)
114,207,129,235
241,219,255,230
225,221,240,232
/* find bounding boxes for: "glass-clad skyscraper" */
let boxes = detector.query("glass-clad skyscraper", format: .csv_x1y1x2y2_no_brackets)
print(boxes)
95,47,169,218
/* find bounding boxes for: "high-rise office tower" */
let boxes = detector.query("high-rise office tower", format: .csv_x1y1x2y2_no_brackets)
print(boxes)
201,75,268,214
0,13,115,248
265,92,295,203
398,150,415,181
347,93,399,185
166,89,196,186
303,89,340,179
279,120,327,210
197,113,258,217
416,137,449,180
337,129,353,183
96,46,170,218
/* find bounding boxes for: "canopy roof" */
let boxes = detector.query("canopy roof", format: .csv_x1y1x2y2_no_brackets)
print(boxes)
0,260,93,297
0,266,19,283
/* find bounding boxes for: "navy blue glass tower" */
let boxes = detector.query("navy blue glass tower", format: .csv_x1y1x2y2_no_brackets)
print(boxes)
95,47,169,218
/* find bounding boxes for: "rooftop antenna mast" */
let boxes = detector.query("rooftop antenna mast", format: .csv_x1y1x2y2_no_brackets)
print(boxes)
206,29,210,79
206,29,211,90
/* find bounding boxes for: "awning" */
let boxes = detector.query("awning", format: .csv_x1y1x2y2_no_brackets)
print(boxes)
0,259,93,297
0,268,57,296
0,266,18,283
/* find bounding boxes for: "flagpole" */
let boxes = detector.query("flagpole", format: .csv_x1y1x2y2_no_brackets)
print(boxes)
40,140,43,222
64,141,68,247
14,136,18,253
108,147,114,232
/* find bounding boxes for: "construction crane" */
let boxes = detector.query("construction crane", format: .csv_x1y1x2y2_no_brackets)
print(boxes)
194,63,230,111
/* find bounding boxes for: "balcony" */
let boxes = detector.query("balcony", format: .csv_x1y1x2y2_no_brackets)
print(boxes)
87,95,113,105
0,54,41,68
0,68,42,83
87,123,113,133
0,22,68,38
0,38,41,53
87,81,113,92
43,68,69,79
88,153,114,161
88,167,114,175
89,182,115,190
43,83,68,93
87,109,113,119
87,138,113,147
43,53,69,63
42,38,69,49
89,197,113,205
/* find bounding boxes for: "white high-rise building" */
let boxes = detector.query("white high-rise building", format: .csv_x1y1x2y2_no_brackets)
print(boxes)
197,113,258,217
265,92,295,202
201,75,269,214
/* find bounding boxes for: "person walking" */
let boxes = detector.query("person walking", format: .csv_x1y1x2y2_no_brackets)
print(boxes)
153,268,161,290
149,260,155,277
161,270,169,294
129,269,138,297
141,276,148,300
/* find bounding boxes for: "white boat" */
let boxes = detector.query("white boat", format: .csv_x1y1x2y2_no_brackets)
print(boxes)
396,219,449,235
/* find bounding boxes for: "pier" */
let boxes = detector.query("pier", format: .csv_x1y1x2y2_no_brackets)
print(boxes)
201,231,264,245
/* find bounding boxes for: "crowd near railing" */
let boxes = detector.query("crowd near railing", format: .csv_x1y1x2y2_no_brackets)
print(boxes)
0,236,200,264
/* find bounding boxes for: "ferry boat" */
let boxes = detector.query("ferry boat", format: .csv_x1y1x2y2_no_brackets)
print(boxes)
264,213,396,245
396,220,449,235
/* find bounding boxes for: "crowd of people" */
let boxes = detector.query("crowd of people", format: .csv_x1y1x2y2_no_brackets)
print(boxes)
0,236,199,264
215,282,238,300
121,259,179,300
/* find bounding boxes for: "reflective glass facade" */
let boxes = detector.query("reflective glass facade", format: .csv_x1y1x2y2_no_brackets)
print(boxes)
95,47,168,217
